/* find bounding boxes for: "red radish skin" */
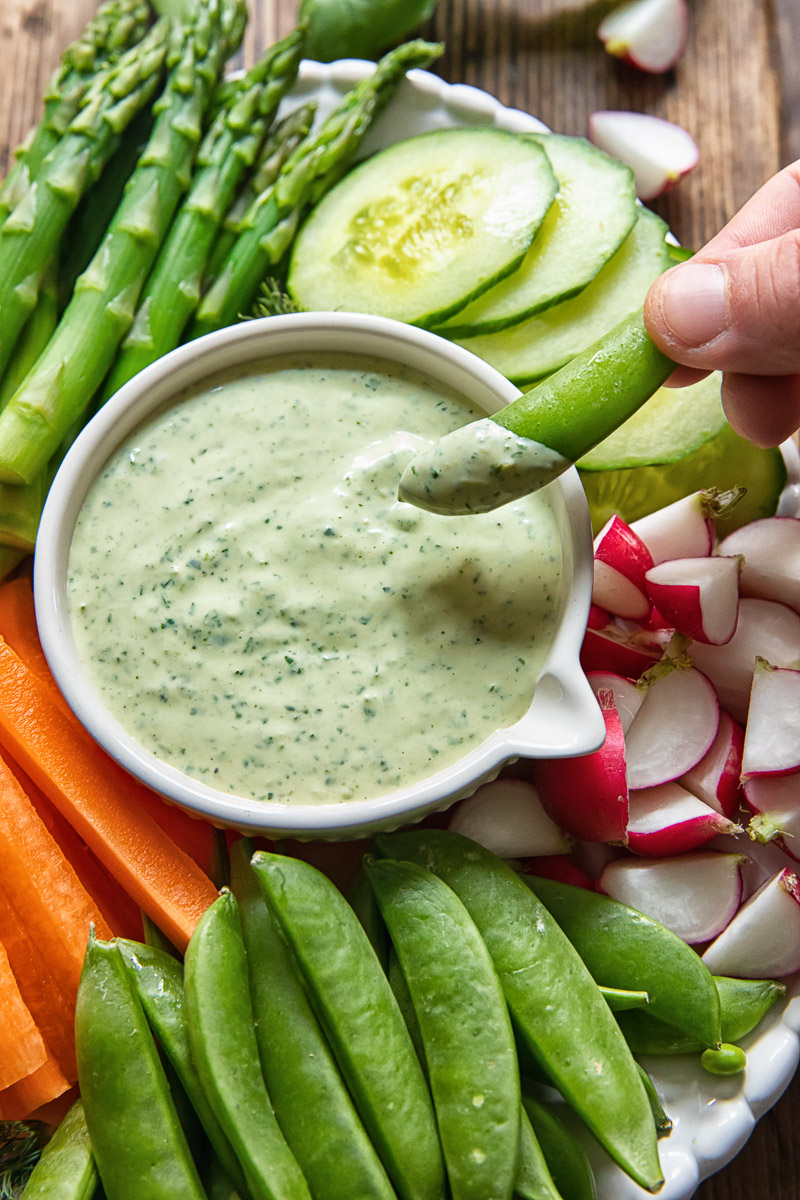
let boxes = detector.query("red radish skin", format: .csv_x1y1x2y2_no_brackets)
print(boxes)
599,851,746,943
742,659,800,780
592,515,654,619
644,556,740,645
631,491,716,564
624,664,719,790
534,689,628,844
522,855,596,890
580,624,666,678
688,598,800,723
597,0,688,72
701,868,800,978
626,782,739,856
744,773,800,861
679,709,743,820
447,778,570,859
588,111,699,200
588,603,611,630
718,517,800,614
588,670,644,732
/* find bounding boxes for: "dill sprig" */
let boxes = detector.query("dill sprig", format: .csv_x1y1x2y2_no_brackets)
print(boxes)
250,278,306,319
0,1122,50,1199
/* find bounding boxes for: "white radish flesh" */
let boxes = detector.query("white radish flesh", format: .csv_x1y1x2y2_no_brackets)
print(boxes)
679,709,743,819
588,110,699,200
744,774,800,860
581,623,667,678
702,868,800,977
718,517,800,613
644,556,740,645
742,658,800,779
631,491,715,564
592,515,653,619
597,0,688,73
625,665,719,789
688,598,800,723
599,851,746,943
627,782,739,856
448,778,570,859
588,670,644,732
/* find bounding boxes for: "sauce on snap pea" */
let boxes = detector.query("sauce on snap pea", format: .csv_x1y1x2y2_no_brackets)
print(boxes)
67,354,562,804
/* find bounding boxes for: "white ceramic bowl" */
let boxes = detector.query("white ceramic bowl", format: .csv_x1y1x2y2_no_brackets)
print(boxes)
34,312,603,839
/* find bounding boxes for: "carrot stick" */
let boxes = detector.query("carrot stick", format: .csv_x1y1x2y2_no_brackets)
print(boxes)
0,940,47,1090
0,638,218,950
0,1053,71,1121
0,574,69,712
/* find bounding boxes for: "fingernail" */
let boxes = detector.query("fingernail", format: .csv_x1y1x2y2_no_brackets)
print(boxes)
655,262,728,347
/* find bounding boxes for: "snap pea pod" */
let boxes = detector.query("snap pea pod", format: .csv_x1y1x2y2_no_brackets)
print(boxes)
514,1106,563,1200
525,876,721,1048
346,862,389,969
366,856,520,1200
184,891,312,1200
375,831,662,1194
116,938,249,1199
387,947,426,1071
20,1098,97,1199
251,851,446,1200
228,841,396,1200
522,1098,597,1200
75,934,206,1200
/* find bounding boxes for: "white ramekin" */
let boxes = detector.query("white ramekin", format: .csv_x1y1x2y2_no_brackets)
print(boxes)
34,312,604,839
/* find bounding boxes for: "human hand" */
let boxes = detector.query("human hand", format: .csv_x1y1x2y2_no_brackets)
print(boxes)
643,161,800,447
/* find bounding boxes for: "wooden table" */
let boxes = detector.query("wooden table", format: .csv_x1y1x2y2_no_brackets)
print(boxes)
1,0,799,1196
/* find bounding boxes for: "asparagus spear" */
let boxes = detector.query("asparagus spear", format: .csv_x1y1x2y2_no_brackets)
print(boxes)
188,39,444,340
0,0,244,486
0,0,151,225
0,18,172,383
99,25,308,401
0,261,59,411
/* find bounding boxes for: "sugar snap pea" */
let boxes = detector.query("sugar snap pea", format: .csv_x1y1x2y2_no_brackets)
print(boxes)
525,875,721,1048
229,840,396,1200
514,1105,563,1200
20,1098,97,1199
522,1097,597,1200
116,939,249,1200
184,891,312,1200
347,863,389,968
387,947,427,1071
251,851,446,1200
375,831,662,1194
75,934,206,1200
366,856,520,1200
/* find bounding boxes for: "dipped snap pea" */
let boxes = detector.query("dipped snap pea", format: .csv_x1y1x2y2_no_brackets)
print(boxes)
514,1106,563,1200
20,1099,97,1200
229,840,396,1200
75,935,206,1200
183,891,312,1200
522,1097,597,1200
525,876,721,1048
375,831,662,1194
251,851,446,1200
366,856,519,1200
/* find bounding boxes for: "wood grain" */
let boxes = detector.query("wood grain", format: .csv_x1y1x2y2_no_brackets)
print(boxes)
2,1,800,1196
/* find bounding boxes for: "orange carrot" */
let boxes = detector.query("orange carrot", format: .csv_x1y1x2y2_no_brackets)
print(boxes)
0,1052,71,1121
0,940,47,1090
0,638,218,951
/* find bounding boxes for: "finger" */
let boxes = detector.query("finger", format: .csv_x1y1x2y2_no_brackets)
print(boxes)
721,371,800,447
695,160,800,258
644,228,800,375
662,366,711,388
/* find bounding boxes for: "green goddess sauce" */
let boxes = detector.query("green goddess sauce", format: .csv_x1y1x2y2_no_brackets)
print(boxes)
67,355,562,804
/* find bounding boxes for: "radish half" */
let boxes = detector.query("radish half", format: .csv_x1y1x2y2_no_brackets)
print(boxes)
581,623,667,677
534,689,628,843
631,490,725,564
702,868,800,977
688,598,800,723
587,670,644,732
589,111,699,200
742,659,800,780
592,514,654,619
624,663,719,789
644,556,740,645
627,782,739,856
718,517,800,613
599,851,746,943
597,0,688,73
744,774,800,860
679,709,743,819
522,854,596,890
448,778,570,859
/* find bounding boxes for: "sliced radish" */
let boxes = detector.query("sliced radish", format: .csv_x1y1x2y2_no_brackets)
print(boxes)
588,603,611,630
522,854,596,890
581,623,667,677
592,515,654,619
448,778,570,859
742,659,800,780
679,709,743,819
627,782,740,856
588,110,699,200
587,670,644,732
688,598,800,723
625,663,719,789
598,0,688,73
702,868,800,977
599,851,746,943
535,689,628,843
571,838,624,880
644,556,740,646
631,490,721,564
744,774,800,861
719,517,800,614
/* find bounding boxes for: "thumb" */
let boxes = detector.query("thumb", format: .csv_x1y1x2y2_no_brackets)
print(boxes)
644,229,800,375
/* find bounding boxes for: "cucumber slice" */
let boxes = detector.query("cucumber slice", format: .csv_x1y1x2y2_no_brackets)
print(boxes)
287,128,558,327
436,134,637,336
579,371,725,470
454,207,672,384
